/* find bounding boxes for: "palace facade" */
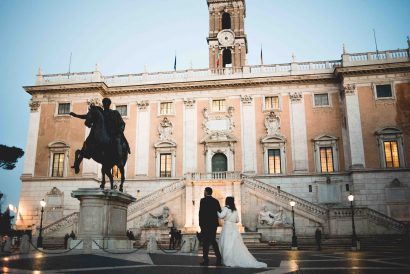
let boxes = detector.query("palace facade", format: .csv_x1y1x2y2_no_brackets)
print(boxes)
17,0,410,240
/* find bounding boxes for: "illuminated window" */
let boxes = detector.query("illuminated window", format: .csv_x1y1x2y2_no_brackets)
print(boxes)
313,135,339,173
58,103,70,115
384,141,400,168
160,102,173,115
212,99,226,112
314,94,329,106
265,96,279,110
267,149,281,174
160,153,172,177
48,141,69,177
52,153,64,177
319,147,334,173
376,127,404,169
116,105,127,117
261,136,286,174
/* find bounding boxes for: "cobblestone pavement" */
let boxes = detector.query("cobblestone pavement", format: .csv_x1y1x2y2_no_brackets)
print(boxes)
1,249,410,273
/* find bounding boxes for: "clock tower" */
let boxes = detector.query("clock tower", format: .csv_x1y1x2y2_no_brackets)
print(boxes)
207,0,248,71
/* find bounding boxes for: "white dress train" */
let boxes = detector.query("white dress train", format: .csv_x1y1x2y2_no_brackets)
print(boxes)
218,207,267,268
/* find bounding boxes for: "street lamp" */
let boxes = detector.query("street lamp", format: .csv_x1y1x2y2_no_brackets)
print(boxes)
37,199,46,248
348,194,358,250
290,200,298,250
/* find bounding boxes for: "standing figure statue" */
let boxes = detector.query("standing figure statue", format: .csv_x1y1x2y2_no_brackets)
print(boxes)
70,98,130,191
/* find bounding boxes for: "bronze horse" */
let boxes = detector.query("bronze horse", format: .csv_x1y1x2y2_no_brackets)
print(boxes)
73,105,129,191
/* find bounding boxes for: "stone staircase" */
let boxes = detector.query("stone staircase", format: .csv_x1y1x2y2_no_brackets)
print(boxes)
42,237,66,250
42,212,79,237
127,180,186,224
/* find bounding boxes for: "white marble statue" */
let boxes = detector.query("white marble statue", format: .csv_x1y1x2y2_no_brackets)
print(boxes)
258,206,288,227
143,206,174,228
264,112,280,136
158,117,173,141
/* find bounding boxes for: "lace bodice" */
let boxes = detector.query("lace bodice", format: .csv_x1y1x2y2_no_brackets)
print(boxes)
218,206,239,223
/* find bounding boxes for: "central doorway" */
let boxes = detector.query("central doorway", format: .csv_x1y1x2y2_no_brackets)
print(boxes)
212,153,227,172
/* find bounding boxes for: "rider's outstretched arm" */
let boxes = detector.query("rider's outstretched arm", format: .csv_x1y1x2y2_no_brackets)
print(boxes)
70,112,87,119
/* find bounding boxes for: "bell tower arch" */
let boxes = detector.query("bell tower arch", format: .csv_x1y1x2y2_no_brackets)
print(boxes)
207,0,248,71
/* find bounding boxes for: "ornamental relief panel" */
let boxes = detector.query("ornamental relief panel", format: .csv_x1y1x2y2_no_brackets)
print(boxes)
264,112,281,137
158,117,173,142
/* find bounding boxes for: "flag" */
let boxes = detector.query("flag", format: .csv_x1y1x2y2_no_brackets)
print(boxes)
173,53,177,71
260,44,264,65
216,49,222,68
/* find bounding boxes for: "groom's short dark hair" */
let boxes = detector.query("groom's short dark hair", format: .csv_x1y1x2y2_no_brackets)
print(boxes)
205,187,213,195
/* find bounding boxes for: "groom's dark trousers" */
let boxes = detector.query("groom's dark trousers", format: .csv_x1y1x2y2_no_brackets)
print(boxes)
199,195,222,263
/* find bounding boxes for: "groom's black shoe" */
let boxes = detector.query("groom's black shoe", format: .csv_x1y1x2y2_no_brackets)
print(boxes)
200,261,209,266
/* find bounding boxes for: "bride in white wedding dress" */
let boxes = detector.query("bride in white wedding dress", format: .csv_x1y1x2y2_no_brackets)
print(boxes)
218,196,267,268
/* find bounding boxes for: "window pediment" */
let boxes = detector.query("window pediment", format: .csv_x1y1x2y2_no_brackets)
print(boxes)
48,141,70,149
375,127,402,136
261,135,286,144
154,140,176,148
200,131,237,144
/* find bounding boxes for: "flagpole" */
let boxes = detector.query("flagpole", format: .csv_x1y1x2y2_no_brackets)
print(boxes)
260,44,263,65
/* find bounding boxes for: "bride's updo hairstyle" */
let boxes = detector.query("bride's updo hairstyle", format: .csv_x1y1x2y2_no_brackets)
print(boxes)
225,196,237,211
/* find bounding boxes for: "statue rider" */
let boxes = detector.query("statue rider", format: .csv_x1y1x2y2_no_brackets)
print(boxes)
101,98,127,166
70,98,129,173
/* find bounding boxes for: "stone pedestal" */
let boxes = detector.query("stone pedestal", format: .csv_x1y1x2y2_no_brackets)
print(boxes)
258,227,293,242
71,188,136,251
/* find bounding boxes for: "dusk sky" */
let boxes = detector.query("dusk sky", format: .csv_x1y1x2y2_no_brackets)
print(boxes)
0,0,409,212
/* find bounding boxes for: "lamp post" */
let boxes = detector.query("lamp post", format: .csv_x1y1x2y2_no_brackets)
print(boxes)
37,199,46,248
348,194,358,250
290,200,298,250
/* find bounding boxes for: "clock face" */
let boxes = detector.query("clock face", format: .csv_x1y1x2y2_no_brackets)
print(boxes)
217,30,235,46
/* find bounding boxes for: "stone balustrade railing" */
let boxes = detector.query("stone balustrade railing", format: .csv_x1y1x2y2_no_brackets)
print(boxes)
342,48,409,66
42,212,79,235
330,207,408,234
127,180,186,218
185,171,242,181
243,177,328,219
36,59,343,87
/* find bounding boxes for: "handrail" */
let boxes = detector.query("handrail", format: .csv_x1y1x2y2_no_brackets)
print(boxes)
127,180,186,217
243,176,328,218
42,212,79,235
186,171,241,180
330,207,407,234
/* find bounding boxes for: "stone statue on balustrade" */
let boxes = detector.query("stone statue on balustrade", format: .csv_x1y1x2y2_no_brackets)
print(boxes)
143,206,174,228
258,206,289,227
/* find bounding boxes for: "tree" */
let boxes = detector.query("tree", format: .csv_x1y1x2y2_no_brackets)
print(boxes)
0,144,24,170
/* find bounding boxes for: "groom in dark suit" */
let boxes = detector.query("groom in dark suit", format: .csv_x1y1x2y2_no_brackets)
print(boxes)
199,187,222,266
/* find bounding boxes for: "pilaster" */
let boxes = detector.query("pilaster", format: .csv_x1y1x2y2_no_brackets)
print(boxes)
343,84,365,169
289,92,309,173
135,101,151,176
240,95,257,174
22,100,41,176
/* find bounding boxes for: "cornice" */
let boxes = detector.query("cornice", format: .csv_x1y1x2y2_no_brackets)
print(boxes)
23,82,108,95
105,73,337,95
335,61,410,78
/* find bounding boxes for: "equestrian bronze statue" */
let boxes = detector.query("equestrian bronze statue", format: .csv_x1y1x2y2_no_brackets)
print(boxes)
70,98,130,192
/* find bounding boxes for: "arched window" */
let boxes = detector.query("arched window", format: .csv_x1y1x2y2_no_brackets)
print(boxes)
222,13,231,30
222,49,232,67
212,153,227,172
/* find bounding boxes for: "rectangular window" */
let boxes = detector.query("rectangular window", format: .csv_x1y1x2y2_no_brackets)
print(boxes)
267,149,281,174
265,96,279,110
308,185,312,192
52,153,64,177
212,99,226,112
160,153,172,177
384,141,400,168
314,94,329,106
160,102,173,115
58,103,70,115
116,105,127,117
376,84,392,98
319,147,334,173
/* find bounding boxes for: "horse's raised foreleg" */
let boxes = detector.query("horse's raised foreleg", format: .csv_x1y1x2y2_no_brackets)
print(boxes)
119,165,125,192
72,149,83,174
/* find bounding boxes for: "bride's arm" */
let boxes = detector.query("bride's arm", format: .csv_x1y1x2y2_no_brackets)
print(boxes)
218,207,228,218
